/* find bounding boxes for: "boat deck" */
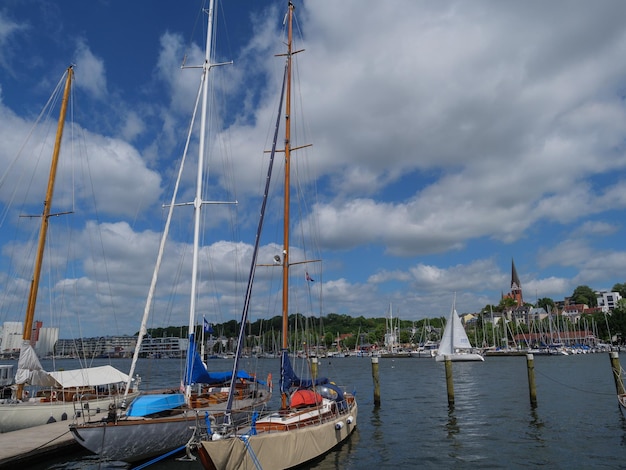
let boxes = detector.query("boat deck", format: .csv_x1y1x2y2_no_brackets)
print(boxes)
0,410,106,467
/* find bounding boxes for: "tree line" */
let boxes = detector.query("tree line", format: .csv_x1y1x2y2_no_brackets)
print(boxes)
141,283,626,349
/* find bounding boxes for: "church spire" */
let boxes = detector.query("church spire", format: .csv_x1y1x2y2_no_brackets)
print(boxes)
510,258,523,306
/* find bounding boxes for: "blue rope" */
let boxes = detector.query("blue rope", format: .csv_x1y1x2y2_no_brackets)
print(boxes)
239,435,262,470
131,444,187,469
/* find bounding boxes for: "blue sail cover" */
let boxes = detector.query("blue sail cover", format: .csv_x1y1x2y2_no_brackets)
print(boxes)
126,393,186,417
280,350,328,394
186,333,264,385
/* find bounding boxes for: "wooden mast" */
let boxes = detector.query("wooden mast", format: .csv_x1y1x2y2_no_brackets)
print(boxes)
280,1,295,410
17,65,73,399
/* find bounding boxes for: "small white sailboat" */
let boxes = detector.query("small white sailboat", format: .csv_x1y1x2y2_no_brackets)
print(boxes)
69,1,271,462
435,297,484,362
197,3,357,468
0,67,139,433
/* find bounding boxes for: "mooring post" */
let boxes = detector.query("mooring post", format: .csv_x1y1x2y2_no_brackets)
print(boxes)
372,355,380,406
526,353,537,408
311,356,318,380
609,351,626,397
445,356,454,407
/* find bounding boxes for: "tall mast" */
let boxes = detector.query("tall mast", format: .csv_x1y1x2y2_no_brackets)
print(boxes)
186,0,215,400
281,2,294,353
17,65,73,399
182,0,233,400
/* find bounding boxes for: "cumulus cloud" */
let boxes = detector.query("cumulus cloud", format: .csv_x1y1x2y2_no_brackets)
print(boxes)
74,40,107,99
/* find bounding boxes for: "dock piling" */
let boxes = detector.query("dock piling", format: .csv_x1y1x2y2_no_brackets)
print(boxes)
526,353,537,408
311,356,318,380
609,351,626,397
445,356,454,407
371,355,380,406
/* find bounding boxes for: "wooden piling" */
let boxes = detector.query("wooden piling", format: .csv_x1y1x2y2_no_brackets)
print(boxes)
526,353,537,408
444,356,454,407
311,356,318,380
609,351,626,398
371,355,380,406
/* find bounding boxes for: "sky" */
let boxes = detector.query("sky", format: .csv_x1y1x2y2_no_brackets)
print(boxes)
1,0,626,339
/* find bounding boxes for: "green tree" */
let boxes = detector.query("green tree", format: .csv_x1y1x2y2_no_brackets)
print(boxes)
612,282,626,298
537,297,555,312
571,285,597,307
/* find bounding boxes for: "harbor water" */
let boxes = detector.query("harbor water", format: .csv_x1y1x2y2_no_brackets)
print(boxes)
18,353,626,469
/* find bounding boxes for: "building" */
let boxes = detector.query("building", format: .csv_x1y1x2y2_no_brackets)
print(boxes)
1,322,23,354
139,336,188,358
501,259,523,307
35,327,59,357
597,291,622,313
55,335,138,358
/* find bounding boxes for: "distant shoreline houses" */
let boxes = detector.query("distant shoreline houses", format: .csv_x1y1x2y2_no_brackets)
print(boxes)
1,259,622,357
461,259,623,349
0,324,233,360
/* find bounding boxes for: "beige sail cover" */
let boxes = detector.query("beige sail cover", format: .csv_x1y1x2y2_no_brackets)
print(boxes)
202,403,357,470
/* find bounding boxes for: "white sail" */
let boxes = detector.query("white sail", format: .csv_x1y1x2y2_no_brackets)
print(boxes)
436,300,484,362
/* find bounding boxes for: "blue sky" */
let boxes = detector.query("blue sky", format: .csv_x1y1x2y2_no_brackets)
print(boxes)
1,0,626,339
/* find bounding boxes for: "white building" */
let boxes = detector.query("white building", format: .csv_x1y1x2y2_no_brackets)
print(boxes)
35,327,59,357
1,322,23,353
597,291,622,313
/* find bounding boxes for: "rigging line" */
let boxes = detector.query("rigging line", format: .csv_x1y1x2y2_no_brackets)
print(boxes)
534,367,614,396
0,70,67,213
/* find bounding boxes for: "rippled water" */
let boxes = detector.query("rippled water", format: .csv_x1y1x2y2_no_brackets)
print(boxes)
30,353,626,469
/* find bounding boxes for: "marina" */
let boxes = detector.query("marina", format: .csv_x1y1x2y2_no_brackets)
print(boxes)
2,352,626,468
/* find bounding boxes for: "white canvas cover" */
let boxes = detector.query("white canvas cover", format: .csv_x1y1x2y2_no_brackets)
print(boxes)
15,342,57,386
47,365,129,388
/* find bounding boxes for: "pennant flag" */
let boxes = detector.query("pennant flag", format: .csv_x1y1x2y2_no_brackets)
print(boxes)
305,271,314,282
203,318,214,334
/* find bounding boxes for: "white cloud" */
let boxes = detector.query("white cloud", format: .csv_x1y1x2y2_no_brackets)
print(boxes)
74,40,108,99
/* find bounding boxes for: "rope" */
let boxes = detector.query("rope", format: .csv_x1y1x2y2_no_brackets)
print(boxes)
32,429,71,450
239,435,262,470
534,368,614,396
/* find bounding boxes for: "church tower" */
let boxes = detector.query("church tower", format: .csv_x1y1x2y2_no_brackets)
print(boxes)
510,259,523,306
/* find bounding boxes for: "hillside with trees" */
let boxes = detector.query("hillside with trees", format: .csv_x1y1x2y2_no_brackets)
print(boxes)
140,282,626,350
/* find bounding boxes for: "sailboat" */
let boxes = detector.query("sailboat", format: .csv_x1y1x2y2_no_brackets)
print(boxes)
196,3,358,468
0,67,140,433
380,303,410,358
435,297,484,362
69,1,271,462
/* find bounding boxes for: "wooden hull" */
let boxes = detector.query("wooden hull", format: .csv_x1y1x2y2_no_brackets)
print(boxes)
198,397,357,470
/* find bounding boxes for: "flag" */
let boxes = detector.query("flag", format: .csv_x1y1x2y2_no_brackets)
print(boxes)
203,318,214,334
305,271,314,282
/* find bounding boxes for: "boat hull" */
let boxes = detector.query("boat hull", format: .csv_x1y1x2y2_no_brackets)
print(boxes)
71,413,197,462
0,392,139,433
198,398,357,470
70,388,271,462
435,353,484,362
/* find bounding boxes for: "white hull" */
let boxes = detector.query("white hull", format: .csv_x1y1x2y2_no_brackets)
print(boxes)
435,353,484,362
199,398,357,470
410,349,437,358
0,392,139,433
